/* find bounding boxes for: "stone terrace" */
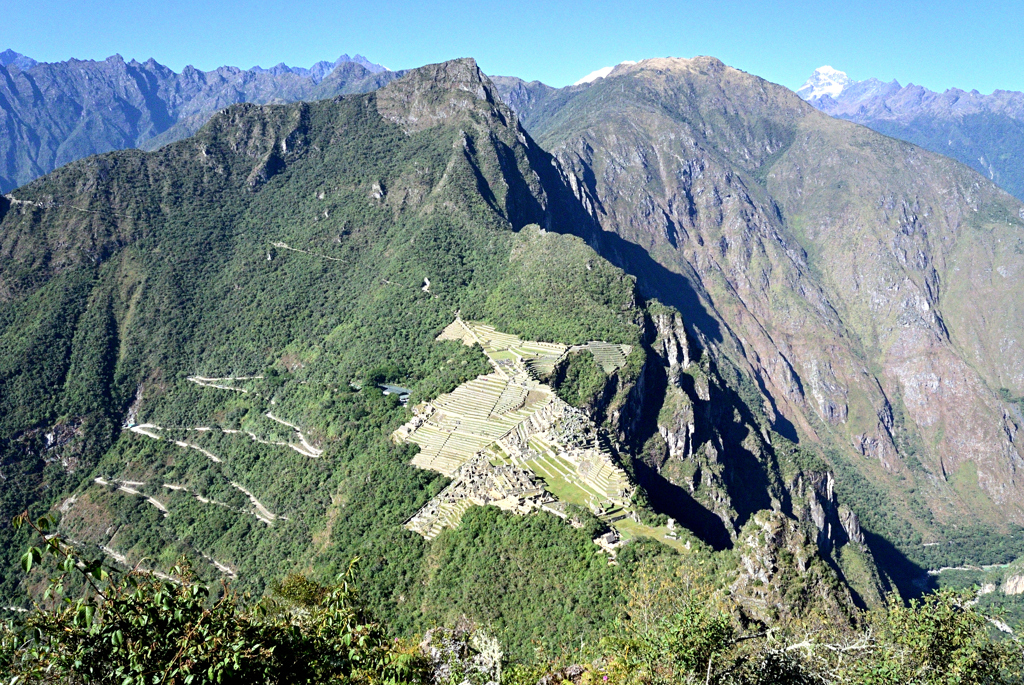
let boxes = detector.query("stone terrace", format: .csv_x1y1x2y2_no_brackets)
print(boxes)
395,316,638,541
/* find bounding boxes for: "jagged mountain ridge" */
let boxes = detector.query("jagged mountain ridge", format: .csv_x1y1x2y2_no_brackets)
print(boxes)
494,58,1024,581
797,66,1024,201
250,53,387,79
0,49,37,70
0,58,883,643
0,51,397,192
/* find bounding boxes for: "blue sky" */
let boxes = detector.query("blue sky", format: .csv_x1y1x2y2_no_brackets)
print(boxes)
6,0,1023,93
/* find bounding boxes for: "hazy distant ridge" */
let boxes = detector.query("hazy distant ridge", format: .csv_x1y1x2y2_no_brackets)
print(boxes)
799,66,1024,201
0,50,395,192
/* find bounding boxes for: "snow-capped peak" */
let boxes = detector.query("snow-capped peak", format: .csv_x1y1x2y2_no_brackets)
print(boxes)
573,60,638,86
797,65,853,100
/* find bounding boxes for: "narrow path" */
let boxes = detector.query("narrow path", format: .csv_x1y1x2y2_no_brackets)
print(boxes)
100,545,127,565
173,440,223,463
265,412,323,457
928,563,1010,576
189,376,263,382
4,194,130,219
130,421,311,460
200,552,237,578
162,484,231,509
94,477,169,516
271,241,342,261
230,482,277,525
186,377,250,393
130,424,162,439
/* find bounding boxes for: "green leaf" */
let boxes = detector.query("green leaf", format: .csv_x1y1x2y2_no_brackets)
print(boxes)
20,547,41,573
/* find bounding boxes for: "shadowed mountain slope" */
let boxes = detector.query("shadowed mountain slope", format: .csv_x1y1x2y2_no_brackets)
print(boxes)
496,58,1024,575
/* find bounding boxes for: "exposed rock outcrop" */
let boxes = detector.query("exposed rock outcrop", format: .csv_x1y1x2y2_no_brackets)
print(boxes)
731,509,856,623
376,58,501,133
787,470,866,554
516,55,1024,535
1004,574,1024,596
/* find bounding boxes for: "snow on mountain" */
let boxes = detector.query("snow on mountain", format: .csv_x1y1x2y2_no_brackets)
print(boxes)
797,65,853,100
573,60,638,86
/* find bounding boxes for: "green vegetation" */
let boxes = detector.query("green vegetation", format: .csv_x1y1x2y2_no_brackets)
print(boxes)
479,227,641,346
3,515,425,684
549,350,608,408
5,524,1023,684
0,70,654,661
5,56,1024,679
415,506,626,661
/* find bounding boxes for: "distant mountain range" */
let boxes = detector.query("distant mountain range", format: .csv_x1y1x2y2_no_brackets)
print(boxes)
798,66,1024,201
0,50,396,192
0,49,37,70
6,49,1023,207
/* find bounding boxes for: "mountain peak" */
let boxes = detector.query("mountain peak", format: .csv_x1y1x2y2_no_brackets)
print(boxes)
0,49,37,70
375,58,502,132
249,54,387,82
337,53,388,74
798,65,853,100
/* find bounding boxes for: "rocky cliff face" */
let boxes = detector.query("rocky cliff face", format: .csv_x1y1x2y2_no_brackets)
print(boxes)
489,76,556,119
509,57,1024,550
587,298,886,609
731,509,858,621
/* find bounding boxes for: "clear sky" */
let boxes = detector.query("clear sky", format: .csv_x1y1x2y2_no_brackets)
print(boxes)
5,0,1023,93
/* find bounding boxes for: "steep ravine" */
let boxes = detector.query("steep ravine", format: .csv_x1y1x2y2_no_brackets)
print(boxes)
563,300,890,611
502,58,1024,571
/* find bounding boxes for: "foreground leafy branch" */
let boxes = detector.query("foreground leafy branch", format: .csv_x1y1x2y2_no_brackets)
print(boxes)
4,517,1024,684
3,513,427,684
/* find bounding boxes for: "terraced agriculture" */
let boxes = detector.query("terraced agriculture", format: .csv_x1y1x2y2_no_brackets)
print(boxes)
394,317,665,546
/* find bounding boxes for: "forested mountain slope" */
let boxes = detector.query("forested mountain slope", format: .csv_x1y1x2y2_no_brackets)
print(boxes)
0,59,881,655
0,52,397,192
496,58,1024,580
